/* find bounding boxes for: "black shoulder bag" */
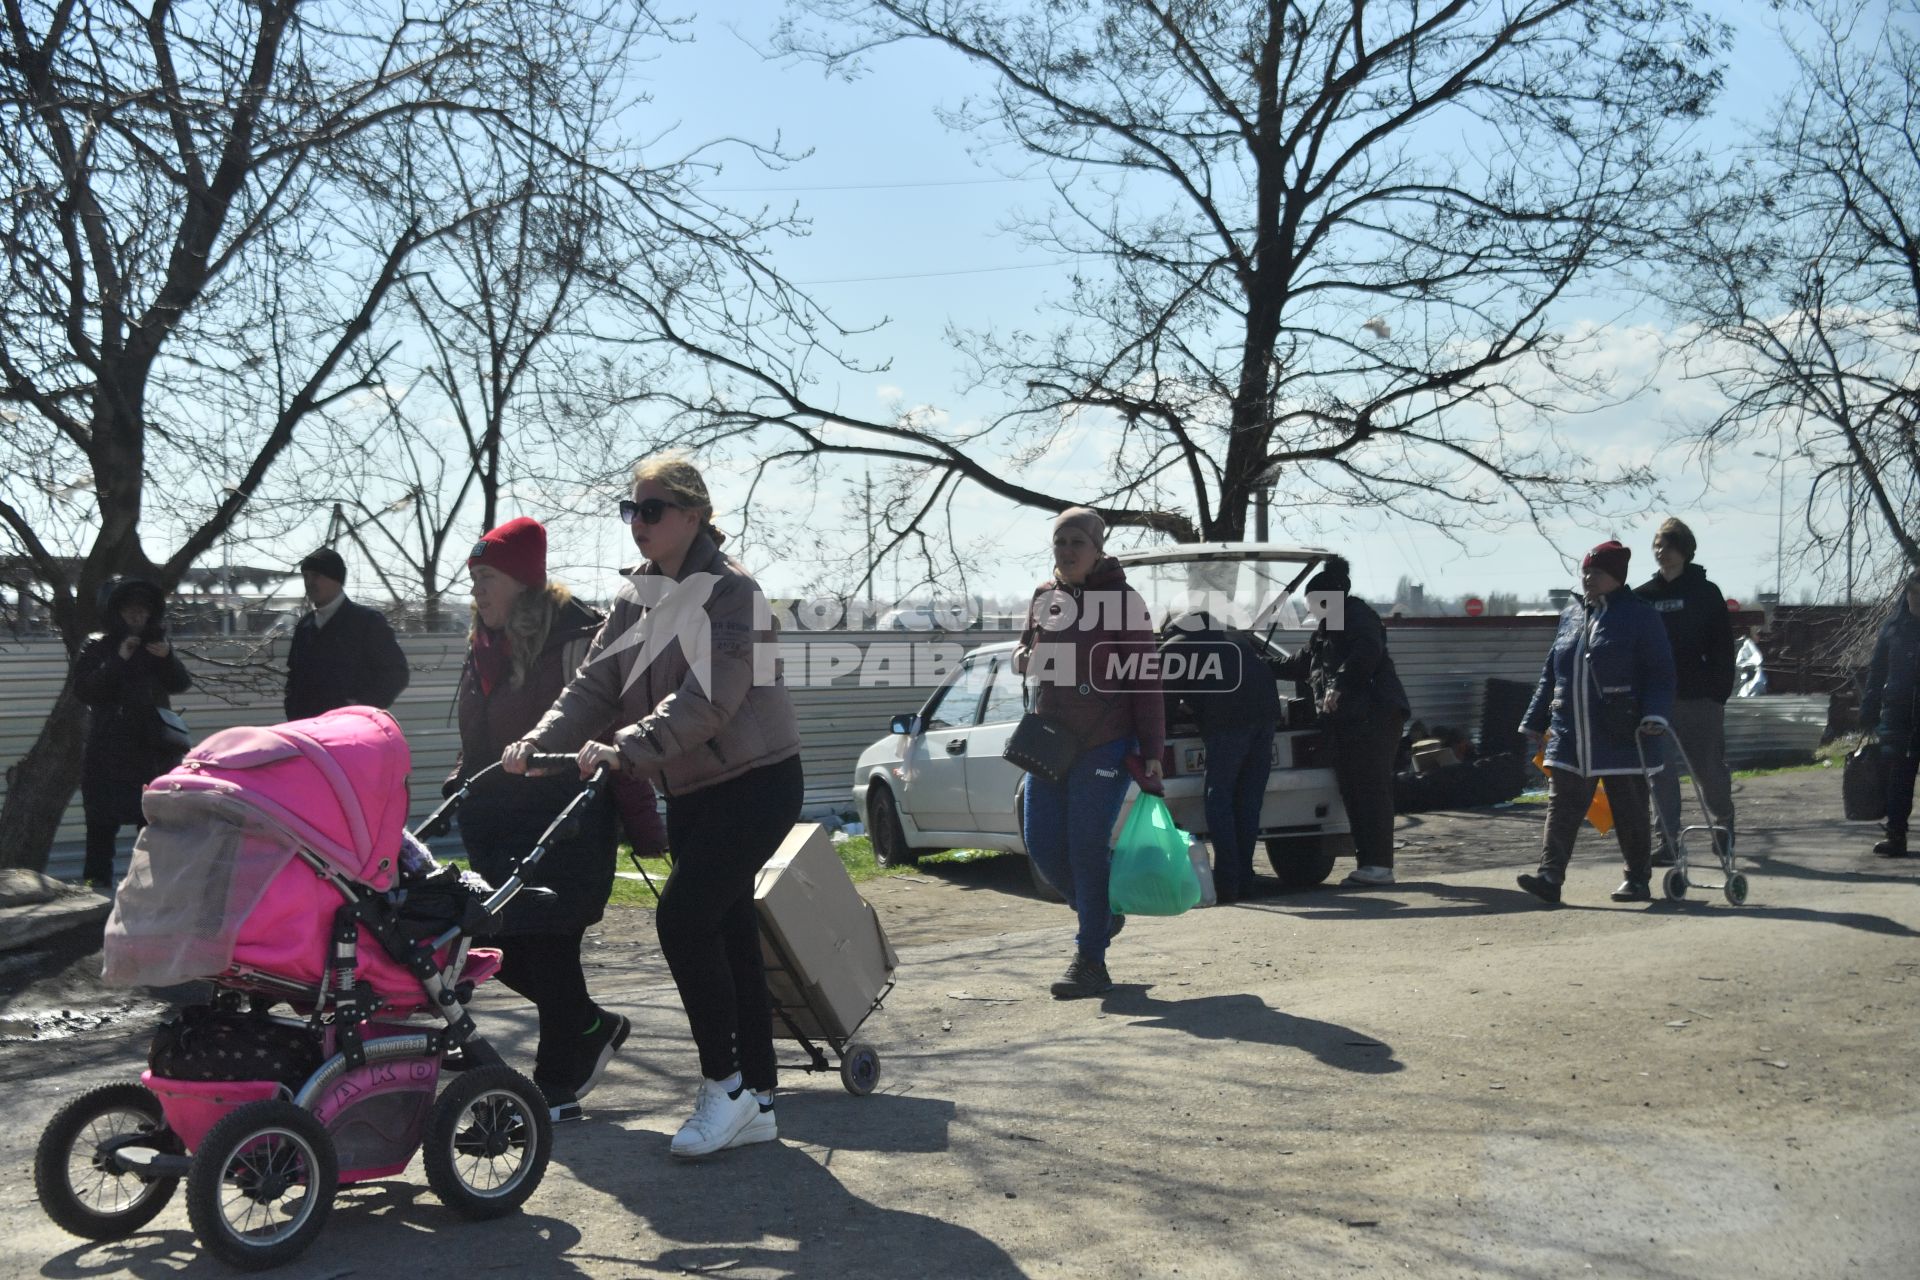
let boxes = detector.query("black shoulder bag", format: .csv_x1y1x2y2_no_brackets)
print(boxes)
1001,680,1080,784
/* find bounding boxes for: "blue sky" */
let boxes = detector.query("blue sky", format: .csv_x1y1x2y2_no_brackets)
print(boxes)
545,0,1881,610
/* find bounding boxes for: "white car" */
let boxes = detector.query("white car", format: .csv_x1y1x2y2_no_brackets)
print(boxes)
851,544,1354,893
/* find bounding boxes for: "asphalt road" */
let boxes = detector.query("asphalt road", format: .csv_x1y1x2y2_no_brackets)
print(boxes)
1,768,1915,1278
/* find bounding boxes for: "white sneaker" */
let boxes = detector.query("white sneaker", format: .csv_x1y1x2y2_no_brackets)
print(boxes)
669,1078,759,1158
734,1096,778,1148
1342,865,1395,887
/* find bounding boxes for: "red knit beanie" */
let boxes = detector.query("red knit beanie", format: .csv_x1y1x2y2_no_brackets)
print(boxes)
469,516,547,588
1582,539,1631,583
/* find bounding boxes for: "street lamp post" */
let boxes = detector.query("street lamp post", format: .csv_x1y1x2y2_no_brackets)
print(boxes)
1752,445,1786,602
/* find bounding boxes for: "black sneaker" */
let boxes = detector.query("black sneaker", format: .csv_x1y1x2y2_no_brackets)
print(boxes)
1873,838,1908,857
1610,880,1652,902
1650,851,1676,868
543,1086,582,1124
1516,872,1562,905
573,1011,631,1102
1050,952,1113,999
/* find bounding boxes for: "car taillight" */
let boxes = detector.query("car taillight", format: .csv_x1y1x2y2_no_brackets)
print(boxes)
1290,732,1324,768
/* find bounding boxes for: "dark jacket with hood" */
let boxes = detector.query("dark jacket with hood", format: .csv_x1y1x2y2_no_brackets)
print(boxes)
1272,565,1409,734
1635,563,1737,703
1523,585,1677,776
1014,558,1167,759
1162,618,1281,737
1861,596,1920,749
451,589,617,933
284,595,410,721
74,579,193,786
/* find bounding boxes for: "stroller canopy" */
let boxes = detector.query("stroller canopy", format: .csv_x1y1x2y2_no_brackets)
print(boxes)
155,707,412,890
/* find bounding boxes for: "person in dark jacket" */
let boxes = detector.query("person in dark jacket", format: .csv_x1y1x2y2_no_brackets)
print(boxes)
448,517,628,1122
1014,507,1166,998
1273,556,1410,887
1858,568,1920,856
1518,541,1678,905
1636,517,1738,866
73,578,192,887
283,547,410,721
1163,612,1280,902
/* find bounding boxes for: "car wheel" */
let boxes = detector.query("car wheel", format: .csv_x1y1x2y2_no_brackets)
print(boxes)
1025,855,1065,902
1265,835,1338,890
868,786,923,867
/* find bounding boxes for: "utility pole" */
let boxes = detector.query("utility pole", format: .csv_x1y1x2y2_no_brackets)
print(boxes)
1846,462,1856,608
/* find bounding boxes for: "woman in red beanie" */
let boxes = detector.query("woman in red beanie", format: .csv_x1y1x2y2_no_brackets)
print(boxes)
448,516,629,1122
1516,540,1678,905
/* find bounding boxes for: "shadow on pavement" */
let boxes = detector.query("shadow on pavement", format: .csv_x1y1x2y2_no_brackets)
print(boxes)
36,1182,592,1279
555,1127,1027,1278
1642,898,1920,936
1098,985,1404,1074
774,1088,956,1154
1236,881,1554,920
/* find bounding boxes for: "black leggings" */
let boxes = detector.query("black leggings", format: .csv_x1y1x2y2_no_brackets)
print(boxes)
81,778,145,883
657,754,805,1092
493,929,595,1094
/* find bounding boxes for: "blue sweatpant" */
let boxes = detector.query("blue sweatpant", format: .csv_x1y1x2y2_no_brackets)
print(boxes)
1203,724,1272,896
1021,737,1134,961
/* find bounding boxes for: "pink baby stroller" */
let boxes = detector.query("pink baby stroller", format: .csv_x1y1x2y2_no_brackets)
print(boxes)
33,708,602,1271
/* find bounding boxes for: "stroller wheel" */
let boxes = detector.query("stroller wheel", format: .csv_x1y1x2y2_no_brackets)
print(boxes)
186,1100,336,1272
1662,868,1689,902
424,1065,551,1219
1724,873,1750,907
839,1043,881,1097
35,1083,179,1239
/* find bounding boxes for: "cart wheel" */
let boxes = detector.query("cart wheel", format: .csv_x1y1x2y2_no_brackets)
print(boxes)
423,1065,551,1219
186,1100,336,1272
1724,873,1750,907
1662,868,1688,901
34,1083,179,1240
839,1043,881,1096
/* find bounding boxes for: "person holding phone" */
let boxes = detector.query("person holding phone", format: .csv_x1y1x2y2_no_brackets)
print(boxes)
73,578,192,889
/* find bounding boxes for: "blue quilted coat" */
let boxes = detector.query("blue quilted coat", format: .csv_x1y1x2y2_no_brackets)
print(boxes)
1523,586,1677,777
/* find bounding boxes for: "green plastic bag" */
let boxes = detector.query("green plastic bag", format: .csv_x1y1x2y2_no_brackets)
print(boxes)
1108,794,1202,916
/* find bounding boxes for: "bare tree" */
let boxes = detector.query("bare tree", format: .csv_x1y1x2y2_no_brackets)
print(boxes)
1668,0,1920,592
0,0,660,869
715,0,1727,546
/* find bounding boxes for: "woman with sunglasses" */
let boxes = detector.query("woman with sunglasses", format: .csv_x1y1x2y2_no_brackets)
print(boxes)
504,453,802,1159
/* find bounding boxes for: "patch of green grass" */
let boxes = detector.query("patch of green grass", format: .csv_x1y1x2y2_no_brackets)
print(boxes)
1730,761,1826,780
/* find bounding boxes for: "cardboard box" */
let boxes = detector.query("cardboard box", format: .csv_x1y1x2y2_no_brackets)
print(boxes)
1411,739,1452,775
754,824,897,1041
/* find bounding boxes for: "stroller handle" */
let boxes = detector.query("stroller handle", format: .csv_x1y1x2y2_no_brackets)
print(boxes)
421,758,614,948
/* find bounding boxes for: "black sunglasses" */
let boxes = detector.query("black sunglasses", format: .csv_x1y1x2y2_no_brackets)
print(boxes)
619,497,683,525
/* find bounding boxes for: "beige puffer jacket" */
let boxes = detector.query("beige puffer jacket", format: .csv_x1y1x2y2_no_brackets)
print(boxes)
523,534,801,797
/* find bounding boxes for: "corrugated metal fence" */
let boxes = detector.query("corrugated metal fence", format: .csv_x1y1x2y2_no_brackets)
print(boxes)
2,620,1828,877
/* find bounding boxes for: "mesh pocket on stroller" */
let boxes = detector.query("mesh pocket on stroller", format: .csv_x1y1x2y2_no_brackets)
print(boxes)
148,1005,323,1089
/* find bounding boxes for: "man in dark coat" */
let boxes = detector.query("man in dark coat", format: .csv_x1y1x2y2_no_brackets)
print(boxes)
283,547,410,721
1274,556,1411,887
1635,517,1738,865
1859,568,1920,856
1162,612,1281,902
73,578,192,886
